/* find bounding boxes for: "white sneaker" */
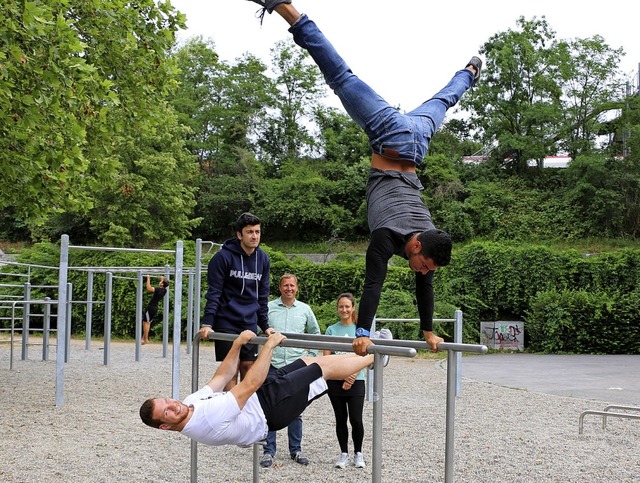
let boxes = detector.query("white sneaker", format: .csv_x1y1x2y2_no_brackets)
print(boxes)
373,328,393,367
335,452,349,469
354,452,365,468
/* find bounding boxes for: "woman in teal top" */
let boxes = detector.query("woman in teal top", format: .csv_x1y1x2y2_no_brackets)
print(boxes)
323,293,366,469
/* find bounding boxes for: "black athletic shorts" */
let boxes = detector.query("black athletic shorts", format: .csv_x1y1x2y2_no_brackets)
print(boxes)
213,329,259,362
257,359,326,431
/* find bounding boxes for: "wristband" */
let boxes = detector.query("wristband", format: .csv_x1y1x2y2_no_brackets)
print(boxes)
355,327,370,338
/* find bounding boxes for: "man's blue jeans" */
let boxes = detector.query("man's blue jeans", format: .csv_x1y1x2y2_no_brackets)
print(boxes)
264,415,303,456
290,14,474,165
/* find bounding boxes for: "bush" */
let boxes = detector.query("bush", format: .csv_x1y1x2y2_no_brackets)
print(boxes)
527,289,640,354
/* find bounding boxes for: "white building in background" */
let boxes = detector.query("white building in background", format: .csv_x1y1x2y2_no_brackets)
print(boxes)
461,155,572,168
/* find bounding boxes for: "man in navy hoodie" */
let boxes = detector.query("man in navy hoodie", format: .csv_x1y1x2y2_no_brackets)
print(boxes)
199,212,274,391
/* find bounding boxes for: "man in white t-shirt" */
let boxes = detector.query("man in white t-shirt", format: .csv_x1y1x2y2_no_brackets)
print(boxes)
139,330,376,447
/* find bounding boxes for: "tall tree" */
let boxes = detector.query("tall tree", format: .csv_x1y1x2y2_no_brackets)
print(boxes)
462,17,564,173
258,39,325,164
555,36,626,157
170,38,273,240
0,0,186,231
464,17,628,172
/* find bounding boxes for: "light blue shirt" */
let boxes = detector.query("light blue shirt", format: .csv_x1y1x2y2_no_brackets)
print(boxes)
325,322,366,380
267,297,320,368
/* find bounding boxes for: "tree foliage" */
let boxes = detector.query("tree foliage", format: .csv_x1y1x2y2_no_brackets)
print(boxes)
463,16,625,172
1,0,186,233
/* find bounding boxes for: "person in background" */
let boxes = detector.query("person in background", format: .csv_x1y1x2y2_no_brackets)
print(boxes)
323,293,367,469
142,275,169,345
199,212,274,391
260,273,321,468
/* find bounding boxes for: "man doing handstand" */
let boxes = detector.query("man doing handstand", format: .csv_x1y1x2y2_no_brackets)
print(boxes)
139,331,376,447
247,0,481,356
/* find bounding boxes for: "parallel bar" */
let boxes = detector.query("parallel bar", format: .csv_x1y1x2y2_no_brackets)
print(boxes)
579,410,640,434
281,332,488,354
190,332,486,483
211,332,417,357
191,332,416,483
602,405,640,429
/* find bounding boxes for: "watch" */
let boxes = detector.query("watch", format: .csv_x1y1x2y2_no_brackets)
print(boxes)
355,327,370,338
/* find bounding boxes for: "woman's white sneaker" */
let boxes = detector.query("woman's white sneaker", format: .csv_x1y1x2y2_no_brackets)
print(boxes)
335,452,349,469
354,452,366,468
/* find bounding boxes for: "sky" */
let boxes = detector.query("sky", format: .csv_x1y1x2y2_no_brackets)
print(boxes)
168,0,640,113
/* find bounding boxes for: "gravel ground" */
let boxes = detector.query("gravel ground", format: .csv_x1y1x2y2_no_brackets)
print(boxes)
1,338,639,482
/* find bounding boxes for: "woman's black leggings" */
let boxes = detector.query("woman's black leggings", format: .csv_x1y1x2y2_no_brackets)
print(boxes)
328,389,365,453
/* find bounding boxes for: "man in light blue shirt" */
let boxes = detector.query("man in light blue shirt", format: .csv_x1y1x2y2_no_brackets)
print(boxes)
261,273,320,468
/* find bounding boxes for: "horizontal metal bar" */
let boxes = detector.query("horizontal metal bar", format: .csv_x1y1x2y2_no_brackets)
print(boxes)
280,332,488,354
206,332,417,358
67,266,176,273
0,299,59,305
69,245,174,254
579,410,640,434
0,260,59,270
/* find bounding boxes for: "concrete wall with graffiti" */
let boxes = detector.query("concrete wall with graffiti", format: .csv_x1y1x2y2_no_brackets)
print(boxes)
480,321,524,351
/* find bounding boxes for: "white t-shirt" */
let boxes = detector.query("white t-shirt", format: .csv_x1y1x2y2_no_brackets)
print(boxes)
180,386,268,446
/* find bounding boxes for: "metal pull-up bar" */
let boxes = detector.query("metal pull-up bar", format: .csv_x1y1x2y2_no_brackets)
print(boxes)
280,332,488,482
190,331,487,483
202,331,418,357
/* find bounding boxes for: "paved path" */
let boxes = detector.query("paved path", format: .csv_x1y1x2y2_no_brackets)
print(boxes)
460,353,640,405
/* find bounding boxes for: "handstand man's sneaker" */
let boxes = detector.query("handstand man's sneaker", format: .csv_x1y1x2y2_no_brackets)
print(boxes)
373,328,393,367
247,0,291,23
465,56,482,86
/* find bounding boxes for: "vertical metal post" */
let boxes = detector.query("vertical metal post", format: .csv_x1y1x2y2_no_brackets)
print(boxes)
56,234,69,407
172,241,184,400
366,319,377,402
10,303,17,370
135,271,143,362
454,309,463,397
162,265,170,358
252,443,261,482
85,271,94,350
371,353,383,483
21,282,31,360
186,271,194,355
444,348,458,483
65,283,72,362
103,272,113,366
190,334,200,483
193,239,203,334
43,298,51,360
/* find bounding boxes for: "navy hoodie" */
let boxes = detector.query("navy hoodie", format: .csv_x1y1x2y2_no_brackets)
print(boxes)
201,238,270,333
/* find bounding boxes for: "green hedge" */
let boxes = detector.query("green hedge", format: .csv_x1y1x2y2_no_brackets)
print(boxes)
527,289,640,354
2,240,640,353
